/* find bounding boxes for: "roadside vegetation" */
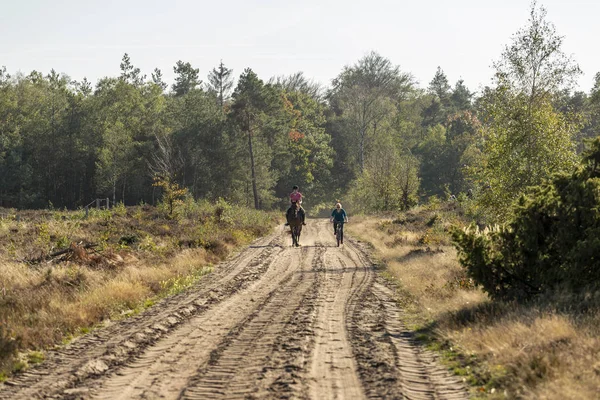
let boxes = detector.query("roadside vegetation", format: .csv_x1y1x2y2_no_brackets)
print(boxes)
0,199,278,380
348,6,600,397
348,196,600,399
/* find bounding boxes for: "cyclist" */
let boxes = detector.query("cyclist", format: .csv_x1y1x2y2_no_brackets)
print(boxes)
330,202,348,243
285,185,306,226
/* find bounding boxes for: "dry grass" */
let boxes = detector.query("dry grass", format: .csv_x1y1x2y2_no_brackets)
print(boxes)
348,207,600,399
0,248,211,349
0,202,278,379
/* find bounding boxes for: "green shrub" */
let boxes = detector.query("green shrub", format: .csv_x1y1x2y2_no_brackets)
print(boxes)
453,138,600,301
212,198,231,223
112,202,127,217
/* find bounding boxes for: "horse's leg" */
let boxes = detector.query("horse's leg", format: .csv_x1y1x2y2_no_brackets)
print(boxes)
293,226,298,247
292,225,298,247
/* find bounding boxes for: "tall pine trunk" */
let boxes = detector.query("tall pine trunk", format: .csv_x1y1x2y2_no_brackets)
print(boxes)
112,178,116,209
121,177,126,206
247,130,259,210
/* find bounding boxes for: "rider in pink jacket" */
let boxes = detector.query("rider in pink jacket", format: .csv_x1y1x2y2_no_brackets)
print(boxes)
286,185,306,225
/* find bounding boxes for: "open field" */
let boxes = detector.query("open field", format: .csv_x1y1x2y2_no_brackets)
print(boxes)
347,204,600,399
0,201,277,378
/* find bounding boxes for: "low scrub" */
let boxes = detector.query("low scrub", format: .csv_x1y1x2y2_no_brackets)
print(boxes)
0,199,277,377
452,138,600,301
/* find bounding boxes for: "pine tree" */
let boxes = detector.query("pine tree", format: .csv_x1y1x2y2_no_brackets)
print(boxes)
207,60,234,107
119,53,145,86
172,60,200,96
151,68,168,91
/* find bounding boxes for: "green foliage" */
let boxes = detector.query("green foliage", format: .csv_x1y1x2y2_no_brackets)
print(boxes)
466,2,583,222
138,235,158,252
207,60,234,106
161,266,213,296
151,68,167,91
11,360,27,373
421,67,453,128
55,235,70,249
120,53,144,86
270,72,323,101
172,60,201,96
113,202,127,217
230,69,272,209
453,139,600,300
471,92,578,221
230,68,305,210
493,1,581,101
414,71,479,199
328,51,416,174
35,222,51,250
348,142,419,212
277,91,334,208
27,351,44,364
0,5,596,216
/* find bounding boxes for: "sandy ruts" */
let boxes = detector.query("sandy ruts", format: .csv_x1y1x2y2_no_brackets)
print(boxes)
0,220,467,400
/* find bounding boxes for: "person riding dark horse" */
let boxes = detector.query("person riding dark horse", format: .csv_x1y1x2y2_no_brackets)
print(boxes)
286,201,304,246
286,201,301,223
285,185,306,226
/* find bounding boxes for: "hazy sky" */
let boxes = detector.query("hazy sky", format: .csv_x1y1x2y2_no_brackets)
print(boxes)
1,0,598,94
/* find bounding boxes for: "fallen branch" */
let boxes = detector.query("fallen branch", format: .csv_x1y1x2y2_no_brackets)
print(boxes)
24,242,98,265
49,243,97,258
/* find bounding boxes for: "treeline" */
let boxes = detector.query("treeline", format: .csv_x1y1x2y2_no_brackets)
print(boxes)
0,58,333,211
1,3,599,220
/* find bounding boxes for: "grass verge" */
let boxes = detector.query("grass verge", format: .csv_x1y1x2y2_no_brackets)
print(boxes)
0,198,279,378
347,203,600,399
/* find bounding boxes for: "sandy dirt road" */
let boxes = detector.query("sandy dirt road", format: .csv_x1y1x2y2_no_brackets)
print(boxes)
0,219,467,400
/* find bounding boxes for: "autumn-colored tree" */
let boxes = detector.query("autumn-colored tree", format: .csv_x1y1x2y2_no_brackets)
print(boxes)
152,176,188,216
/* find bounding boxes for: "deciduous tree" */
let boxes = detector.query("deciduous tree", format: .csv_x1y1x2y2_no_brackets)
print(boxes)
471,1,581,221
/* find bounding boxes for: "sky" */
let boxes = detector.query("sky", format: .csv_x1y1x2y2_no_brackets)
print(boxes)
1,0,598,94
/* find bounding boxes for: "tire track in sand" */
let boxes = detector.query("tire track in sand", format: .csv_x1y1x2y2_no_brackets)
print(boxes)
306,245,371,400
347,238,468,400
89,245,301,399
179,246,322,399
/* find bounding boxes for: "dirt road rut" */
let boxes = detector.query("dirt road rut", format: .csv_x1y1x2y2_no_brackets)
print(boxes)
0,220,467,399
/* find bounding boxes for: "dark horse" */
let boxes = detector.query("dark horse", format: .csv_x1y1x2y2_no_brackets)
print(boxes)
286,202,303,247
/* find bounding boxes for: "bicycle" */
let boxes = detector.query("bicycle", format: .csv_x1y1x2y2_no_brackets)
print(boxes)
334,221,345,247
